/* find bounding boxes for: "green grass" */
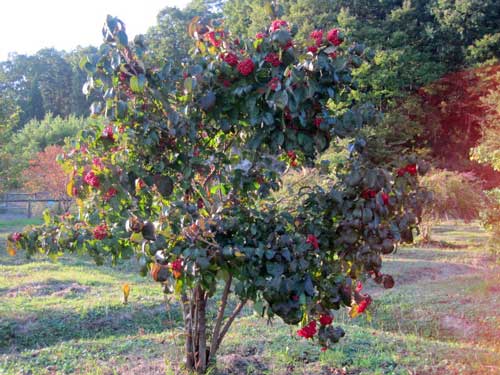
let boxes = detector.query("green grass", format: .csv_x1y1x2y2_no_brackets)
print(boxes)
0,220,499,374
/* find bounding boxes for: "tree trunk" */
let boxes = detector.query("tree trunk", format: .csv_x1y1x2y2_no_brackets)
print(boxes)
179,282,246,374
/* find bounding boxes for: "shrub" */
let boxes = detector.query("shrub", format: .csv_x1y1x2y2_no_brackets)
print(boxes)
9,16,430,373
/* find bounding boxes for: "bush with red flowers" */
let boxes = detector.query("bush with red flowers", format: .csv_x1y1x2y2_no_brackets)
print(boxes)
12,15,431,374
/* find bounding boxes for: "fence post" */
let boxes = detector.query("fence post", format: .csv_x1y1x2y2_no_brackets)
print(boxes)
27,201,32,218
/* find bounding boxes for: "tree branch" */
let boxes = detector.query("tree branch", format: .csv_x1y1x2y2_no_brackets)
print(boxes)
208,274,233,363
215,299,247,352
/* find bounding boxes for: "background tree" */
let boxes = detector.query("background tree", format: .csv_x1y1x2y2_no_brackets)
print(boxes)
21,145,71,210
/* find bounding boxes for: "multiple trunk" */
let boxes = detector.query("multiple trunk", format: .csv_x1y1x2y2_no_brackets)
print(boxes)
180,275,247,373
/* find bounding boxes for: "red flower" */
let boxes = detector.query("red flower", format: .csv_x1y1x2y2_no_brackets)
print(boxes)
237,58,255,76
406,164,417,175
93,224,108,240
357,296,372,313
102,125,115,142
255,32,266,39
207,31,224,48
355,281,363,293
222,79,232,88
72,186,79,197
306,234,319,249
284,107,292,121
291,295,299,301
170,258,183,279
84,171,100,188
319,314,333,326
307,46,318,54
171,258,183,272
313,117,323,128
268,77,280,91
310,29,323,46
265,53,281,67
287,150,296,160
321,347,328,352
381,192,390,205
329,51,338,59
11,232,22,242
327,28,342,46
290,160,298,167
119,72,127,82
233,38,240,45
103,187,118,201
361,189,377,199
92,157,104,170
397,164,418,176
270,19,288,32
222,52,238,67
282,40,294,50
297,320,317,339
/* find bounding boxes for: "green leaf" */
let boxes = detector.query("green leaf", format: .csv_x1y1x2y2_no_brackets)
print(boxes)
130,74,146,93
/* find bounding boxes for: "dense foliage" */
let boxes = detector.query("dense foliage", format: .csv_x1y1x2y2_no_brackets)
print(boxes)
10,14,430,373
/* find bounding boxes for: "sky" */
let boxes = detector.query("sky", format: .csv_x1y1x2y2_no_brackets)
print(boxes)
0,0,190,61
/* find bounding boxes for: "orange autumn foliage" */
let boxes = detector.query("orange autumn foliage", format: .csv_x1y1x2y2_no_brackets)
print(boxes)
22,145,69,199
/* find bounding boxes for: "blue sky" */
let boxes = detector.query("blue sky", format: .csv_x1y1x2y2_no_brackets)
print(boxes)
0,0,189,60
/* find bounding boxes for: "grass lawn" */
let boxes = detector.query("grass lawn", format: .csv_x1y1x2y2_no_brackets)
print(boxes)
0,219,498,374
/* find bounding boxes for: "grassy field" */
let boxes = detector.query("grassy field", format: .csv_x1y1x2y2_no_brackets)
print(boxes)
0,219,499,375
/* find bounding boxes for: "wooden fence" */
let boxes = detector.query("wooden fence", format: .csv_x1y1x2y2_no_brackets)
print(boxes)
0,192,72,218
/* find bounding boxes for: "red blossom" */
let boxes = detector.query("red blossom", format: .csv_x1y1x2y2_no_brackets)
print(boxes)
237,58,255,76
357,296,372,313
290,160,298,167
297,320,317,339
83,171,100,188
170,258,183,279
222,52,239,67
406,164,417,175
327,28,342,46
72,186,79,197
282,40,294,50
270,19,288,32
268,77,280,91
310,29,323,46
207,31,224,48
291,295,299,301
361,189,377,199
103,187,118,201
11,232,22,242
92,157,104,170
287,150,296,160
265,53,281,67
307,46,318,54
222,79,232,87
102,125,115,142
319,314,333,326
397,164,418,176
381,192,390,205
255,32,266,39
313,117,323,128
284,107,292,121
306,234,319,249
119,72,127,82
329,51,338,59
355,281,363,293
321,347,328,352
93,224,108,240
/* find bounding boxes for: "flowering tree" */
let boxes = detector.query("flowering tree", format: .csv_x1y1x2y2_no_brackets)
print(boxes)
10,16,430,373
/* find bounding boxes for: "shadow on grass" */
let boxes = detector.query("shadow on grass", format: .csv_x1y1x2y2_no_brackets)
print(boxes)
0,301,184,353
